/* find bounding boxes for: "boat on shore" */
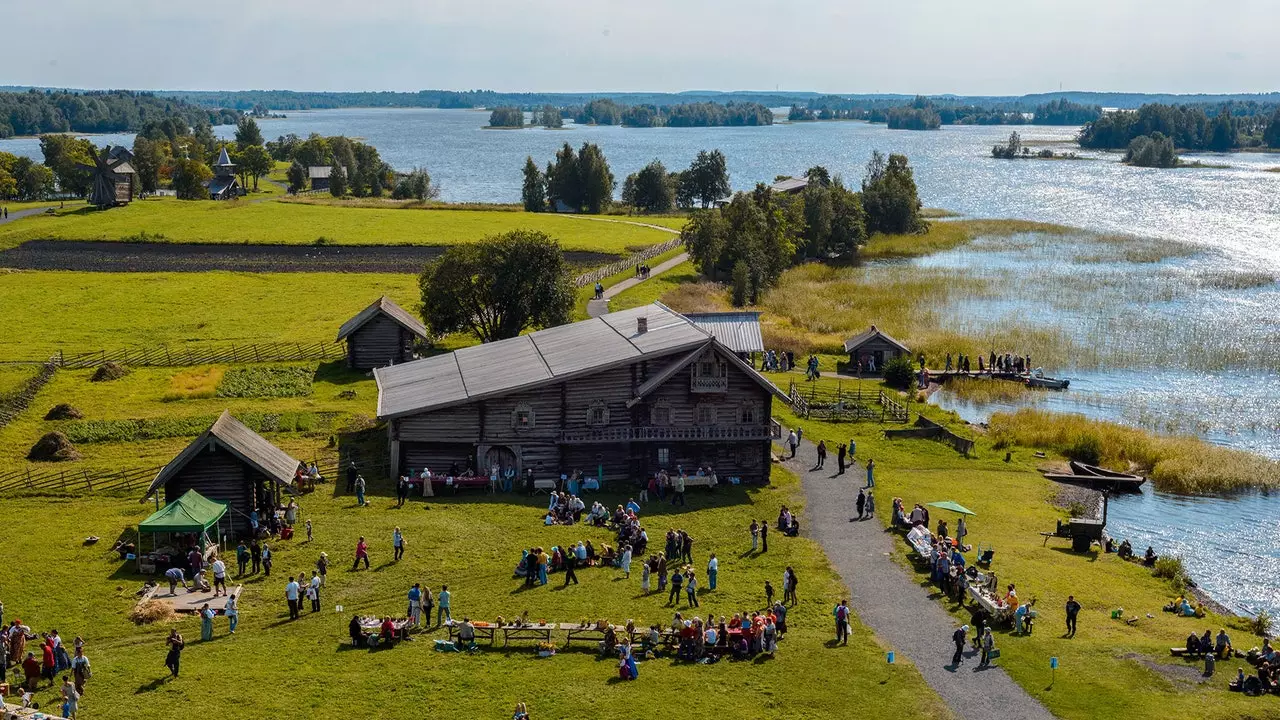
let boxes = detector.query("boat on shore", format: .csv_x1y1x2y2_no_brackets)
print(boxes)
1026,369,1069,390
1042,460,1146,492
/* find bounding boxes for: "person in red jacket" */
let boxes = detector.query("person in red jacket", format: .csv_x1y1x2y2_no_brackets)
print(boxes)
41,638,56,685
22,651,41,690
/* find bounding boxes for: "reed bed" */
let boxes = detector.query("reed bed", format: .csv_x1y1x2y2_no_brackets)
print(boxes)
940,376,1041,404
858,218,1076,260
988,408,1280,493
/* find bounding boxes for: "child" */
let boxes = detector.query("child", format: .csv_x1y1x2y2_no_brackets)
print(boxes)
305,519,313,542
764,580,775,606
750,520,759,552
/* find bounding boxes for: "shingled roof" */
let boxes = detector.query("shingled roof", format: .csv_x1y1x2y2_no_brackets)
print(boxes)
336,296,430,343
375,303,785,419
143,411,300,500
842,325,911,354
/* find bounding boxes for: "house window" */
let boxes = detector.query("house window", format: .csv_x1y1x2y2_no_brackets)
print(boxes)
587,400,609,427
739,401,758,425
737,444,760,468
512,403,535,431
657,447,670,466
695,403,717,426
650,400,672,426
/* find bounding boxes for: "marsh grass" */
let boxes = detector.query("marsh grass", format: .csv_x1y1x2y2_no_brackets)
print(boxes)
941,376,1041,404
858,219,1076,260
988,408,1280,493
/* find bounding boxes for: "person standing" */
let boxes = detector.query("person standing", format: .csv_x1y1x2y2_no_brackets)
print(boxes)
765,580,775,606
200,603,215,641
837,443,847,474
951,625,969,666
436,585,451,626
834,600,850,645
355,474,367,506
305,518,313,542
262,543,273,576
641,559,651,594
667,569,684,606
816,440,827,469
62,674,80,719
235,541,249,577
70,646,91,695
211,556,227,597
423,586,435,626
563,550,579,586
353,536,370,570
346,461,358,492
786,429,798,459
685,572,699,608
865,490,876,518
164,630,184,678
856,489,866,520
408,584,423,626
250,539,262,575
706,554,718,591
670,473,686,506
681,531,693,563
1065,595,1082,637
306,577,318,614
224,592,239,634
750,520,759,552
760,520,769,552
285,577,301,620
979,627,996,667
317,552,329,586
866,459,876,488
393,527,405,562
310,570,322,612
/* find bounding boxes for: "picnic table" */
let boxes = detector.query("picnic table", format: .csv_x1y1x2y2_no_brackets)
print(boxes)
502,623,554,646
430,475,491,494
3,703,44,720
359,616,412,642
967,586,1014,622
683,474,717,489
446,621,496,645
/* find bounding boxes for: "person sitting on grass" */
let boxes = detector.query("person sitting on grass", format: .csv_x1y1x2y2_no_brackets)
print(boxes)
1186,631,1202,655
1117,539,1133,559
1143,546,1158,566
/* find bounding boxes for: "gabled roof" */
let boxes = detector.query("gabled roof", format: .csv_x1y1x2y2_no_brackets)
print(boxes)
336,296,430,343
375,303,786,419
769,177,809,194
143,411,300,500
207,177,239,197
626,339,790,408
843,325,911,354
685,312,764,353
308,166,332,179
139,489,228,533
111,161,136,175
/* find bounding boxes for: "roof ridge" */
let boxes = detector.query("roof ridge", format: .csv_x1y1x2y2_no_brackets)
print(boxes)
654,301,712,340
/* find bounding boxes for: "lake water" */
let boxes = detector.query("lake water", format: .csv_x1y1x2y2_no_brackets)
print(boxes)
4,108,1279,616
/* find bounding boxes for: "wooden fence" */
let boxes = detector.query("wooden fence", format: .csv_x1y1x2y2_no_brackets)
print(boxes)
0,362,59,429
574,237,683,288
787,381,910,424
54,341,345,369
884,416,975,456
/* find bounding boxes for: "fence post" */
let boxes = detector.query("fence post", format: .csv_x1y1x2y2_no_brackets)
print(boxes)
255,345,262,362
83,469,93,491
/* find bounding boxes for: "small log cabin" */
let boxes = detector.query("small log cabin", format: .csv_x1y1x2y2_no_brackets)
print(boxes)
843,325,910,374
374,303,787,486
142,411,299,536
337,296,431,371
308,166,332,191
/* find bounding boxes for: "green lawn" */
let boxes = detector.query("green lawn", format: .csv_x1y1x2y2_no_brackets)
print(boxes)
608,260,701,312
0,468,952,720
771,373,1268,720
0,270,421,360
0,199,677,253
573,246,687,320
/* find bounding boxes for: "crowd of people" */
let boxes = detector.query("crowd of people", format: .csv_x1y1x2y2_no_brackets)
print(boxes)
938,350,1035,375
1,612,91,718
1229,638,1279,696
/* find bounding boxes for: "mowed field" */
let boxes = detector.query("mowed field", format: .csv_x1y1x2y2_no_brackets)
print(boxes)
0,467,952,720
0,198,681,253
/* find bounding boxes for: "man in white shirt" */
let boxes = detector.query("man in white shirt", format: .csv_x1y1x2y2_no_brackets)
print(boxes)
309,570,322,612
393,527,406,562
285,577,301,620
211,557,227,597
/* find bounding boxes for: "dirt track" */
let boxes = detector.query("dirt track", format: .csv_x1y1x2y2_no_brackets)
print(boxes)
0,240,616,273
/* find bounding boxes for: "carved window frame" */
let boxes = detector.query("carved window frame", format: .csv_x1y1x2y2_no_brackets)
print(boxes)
587,400,610,427
512,402,535,432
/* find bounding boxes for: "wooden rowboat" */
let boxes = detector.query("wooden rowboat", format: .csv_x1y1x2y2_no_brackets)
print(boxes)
1042,461,1145,492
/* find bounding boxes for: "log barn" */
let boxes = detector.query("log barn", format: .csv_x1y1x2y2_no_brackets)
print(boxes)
843,325,910,374
375,303,786,486
337,296,431,371
142,411,299,536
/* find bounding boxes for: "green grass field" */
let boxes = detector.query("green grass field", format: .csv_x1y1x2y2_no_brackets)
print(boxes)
0,468,952,720
770,374,1268,720
0,270,421,360
608,261,701,312
0,199,677,253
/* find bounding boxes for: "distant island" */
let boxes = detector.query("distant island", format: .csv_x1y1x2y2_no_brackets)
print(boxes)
789,97,1102,129
488,99,773,129
0,89,241,138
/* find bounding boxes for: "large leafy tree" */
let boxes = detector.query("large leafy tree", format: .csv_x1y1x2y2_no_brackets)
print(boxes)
577,142,614,213
681,187,800,305
545,142,579,210
328,162,348,197
234,116,264,146
286,160,307,192
419,229,574,342
521,156,547,212
622,159,674,213
861,151,926,235
238,144,273,191
1265,108,1280,149
171,158,212,200
684,149,730,208
131,136,163,194
392,168,440,200
39,134,96,196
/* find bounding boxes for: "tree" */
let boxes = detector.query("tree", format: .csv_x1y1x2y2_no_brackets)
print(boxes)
798,181,833,258
545,143,579,210
1124,132,1178,168
131,136,163,194
521,156,547,212
234,116,264,146
39,134,96,196
0,152,19,198
238,145,273,191
488,107,524,128
392,167,440,200
1208,110,1237,152
171,158,212,200
992,131,1023,159
576,143,614,213
537,105,563,129
827,180,867,257
1265,108,1280,149
286,160,307,193
685,150,730,208
861,151,926,235
419,230,574,342
624,160,675,213
328,162,347,197
681,188,800,305
883,355,916,390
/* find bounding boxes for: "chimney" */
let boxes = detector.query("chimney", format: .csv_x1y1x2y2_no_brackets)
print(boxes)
636,316,648,334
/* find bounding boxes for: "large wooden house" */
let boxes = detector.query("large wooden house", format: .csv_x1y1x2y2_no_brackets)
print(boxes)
374,303,786,486
843,325,910,374
337,296,430,371
142,411,299,536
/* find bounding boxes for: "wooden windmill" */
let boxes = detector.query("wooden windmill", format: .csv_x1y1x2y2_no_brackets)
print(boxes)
80,146,136,208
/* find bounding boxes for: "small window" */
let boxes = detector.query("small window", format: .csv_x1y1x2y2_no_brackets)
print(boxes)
739,401,757,425
512,403,535,431
650,400,671,426
695,403,717,425
657,447,670,466
587,400,609,427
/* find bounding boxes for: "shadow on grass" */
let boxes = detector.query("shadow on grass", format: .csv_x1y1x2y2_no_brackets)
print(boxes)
135,676,172,694
1049,546,1099,562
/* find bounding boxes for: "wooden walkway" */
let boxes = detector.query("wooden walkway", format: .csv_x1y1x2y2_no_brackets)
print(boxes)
148,584,243,614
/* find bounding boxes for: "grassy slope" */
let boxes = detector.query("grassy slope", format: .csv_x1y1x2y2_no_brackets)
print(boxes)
0,271,421,360
0,199,675,253
770,374,1266,720
573,247,688,319
0,468,951,720
607,261,701,312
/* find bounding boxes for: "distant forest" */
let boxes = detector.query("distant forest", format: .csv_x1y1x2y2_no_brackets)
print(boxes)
0,89,241,138
574,99,772,127
788,96,1103,127
1078,102,1280,151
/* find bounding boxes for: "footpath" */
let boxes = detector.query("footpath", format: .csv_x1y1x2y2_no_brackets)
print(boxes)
781,435,1057,720
586,252,689,318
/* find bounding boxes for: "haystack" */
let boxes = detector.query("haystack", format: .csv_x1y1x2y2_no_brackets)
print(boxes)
45,403,84,420
27,431,83,462
129,599,177,625
91,362,129,382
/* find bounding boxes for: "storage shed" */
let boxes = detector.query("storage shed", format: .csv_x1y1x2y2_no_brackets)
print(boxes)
337,296,431,371
843,325,910,374
308,165,332,191
142,411,299,537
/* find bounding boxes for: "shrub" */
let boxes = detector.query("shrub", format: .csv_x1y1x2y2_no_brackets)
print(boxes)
882,355,916,390
216,366,313,398
1066,433,1103,465
1153,555,1189,592
1246,610,1273,638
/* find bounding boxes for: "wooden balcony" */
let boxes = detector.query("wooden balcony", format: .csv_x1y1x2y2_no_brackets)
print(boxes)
559,423,780,444
690,375,729,393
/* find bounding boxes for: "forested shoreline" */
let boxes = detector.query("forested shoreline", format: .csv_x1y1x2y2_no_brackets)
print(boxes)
0,90,240,138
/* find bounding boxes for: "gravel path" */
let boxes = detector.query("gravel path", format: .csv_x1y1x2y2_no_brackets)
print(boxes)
0,207,53,226
586,252,689,318
781,432,1058,720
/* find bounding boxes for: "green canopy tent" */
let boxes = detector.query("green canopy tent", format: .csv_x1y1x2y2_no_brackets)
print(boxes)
137,490,229,572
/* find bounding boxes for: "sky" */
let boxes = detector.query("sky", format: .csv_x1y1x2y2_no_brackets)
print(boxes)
3,0,1277,95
